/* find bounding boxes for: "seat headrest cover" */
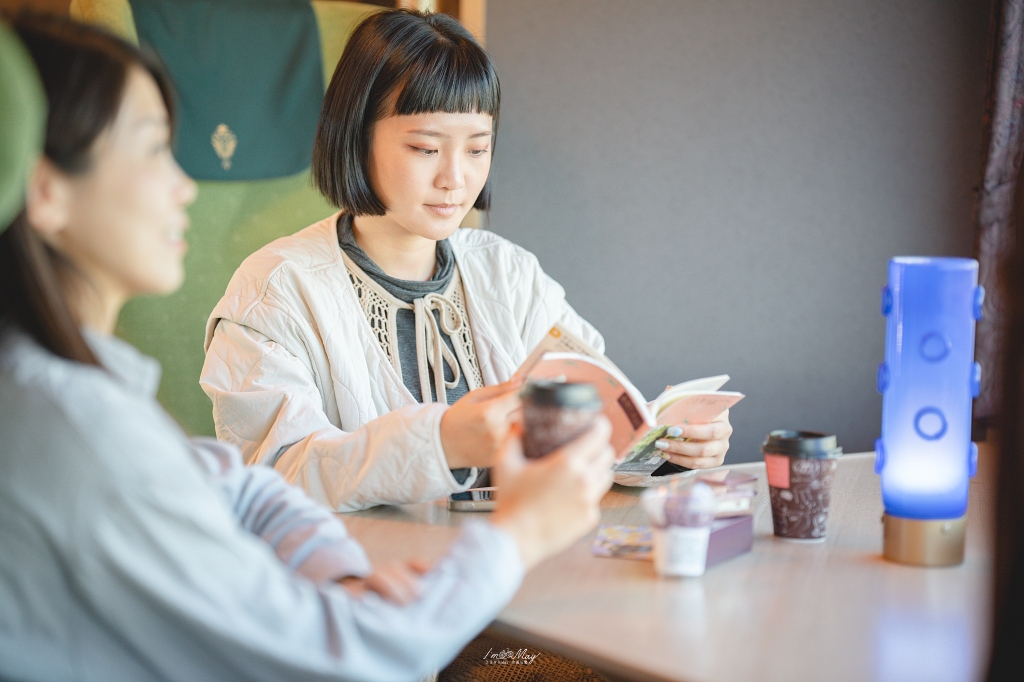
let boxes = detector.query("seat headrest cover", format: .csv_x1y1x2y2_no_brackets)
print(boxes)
0,22,46,231
130,0,324,181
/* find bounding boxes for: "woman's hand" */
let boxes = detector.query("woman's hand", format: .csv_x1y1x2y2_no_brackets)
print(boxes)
440,380,524,470
654,409,733,469
340,559,431,605
489,418,615,570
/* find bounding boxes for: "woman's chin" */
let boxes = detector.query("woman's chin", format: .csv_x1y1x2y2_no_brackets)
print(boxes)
414,215,464,241
137,266,186,298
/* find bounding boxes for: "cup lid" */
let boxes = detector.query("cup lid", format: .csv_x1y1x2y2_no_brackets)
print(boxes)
761,430,842,458
521,380,601,409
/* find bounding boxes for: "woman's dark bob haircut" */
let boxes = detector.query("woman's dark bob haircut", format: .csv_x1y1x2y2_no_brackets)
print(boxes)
312,9,499,215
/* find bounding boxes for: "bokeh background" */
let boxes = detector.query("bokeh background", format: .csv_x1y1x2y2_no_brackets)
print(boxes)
484,0,991,462
1,0,994,462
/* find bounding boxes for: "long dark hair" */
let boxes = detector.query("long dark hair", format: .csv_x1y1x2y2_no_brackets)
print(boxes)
312,9,500,216
0,13,175,365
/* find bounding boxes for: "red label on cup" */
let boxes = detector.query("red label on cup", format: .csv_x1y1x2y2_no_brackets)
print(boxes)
765,454,790,489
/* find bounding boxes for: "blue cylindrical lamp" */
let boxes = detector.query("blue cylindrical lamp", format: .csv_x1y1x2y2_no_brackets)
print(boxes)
876,257,983,566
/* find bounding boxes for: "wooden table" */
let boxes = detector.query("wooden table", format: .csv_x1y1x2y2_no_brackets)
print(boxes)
344,452,993,682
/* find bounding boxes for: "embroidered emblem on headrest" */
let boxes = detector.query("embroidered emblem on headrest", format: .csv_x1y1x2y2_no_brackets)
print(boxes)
211,123,237,170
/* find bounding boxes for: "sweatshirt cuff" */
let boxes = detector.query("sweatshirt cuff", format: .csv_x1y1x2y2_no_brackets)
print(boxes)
294,537,373,583
455,520,526,602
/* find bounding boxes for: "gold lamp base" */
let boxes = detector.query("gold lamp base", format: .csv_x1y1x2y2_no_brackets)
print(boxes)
882,513,966,567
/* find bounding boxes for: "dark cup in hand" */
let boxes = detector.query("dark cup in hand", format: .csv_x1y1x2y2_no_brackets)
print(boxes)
521,381,601,460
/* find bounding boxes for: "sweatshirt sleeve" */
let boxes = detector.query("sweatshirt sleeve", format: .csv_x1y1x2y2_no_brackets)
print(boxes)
188,437,372,582
74,428,525,682
201,320,475,512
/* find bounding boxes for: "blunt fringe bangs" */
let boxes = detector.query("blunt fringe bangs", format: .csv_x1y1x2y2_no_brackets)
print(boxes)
313,9,500,216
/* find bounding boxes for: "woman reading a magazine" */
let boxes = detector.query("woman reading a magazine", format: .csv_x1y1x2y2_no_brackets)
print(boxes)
0,15,615,680
200,8,733,512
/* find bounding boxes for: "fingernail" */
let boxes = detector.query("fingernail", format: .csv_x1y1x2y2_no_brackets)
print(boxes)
655,440,669,450
667,426,683,438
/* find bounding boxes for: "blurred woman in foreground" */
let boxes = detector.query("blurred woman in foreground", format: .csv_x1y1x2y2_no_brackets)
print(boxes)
0,15,613,681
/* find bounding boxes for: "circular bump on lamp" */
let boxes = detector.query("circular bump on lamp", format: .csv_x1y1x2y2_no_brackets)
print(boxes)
973,286,985,321
914,407,948,441
919,332,951,362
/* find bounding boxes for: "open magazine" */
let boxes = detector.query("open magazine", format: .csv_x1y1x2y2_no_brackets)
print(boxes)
515,324,744,485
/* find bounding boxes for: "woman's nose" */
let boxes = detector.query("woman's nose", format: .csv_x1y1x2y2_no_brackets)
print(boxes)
175,164,198,207
436,154,465,192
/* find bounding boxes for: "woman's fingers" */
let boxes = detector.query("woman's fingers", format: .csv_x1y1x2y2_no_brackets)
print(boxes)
666,419,733,442
556,419,614,501
655,437,729,459
407,558,431,575
363,562,425,605
661,452,726,469
465,378,524,405
654,410,733,469
564,417,612,465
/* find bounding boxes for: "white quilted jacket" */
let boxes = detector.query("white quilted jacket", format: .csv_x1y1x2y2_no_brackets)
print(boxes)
201,213,604,511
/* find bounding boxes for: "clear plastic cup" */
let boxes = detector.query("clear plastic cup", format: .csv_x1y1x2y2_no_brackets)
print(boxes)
642,480,716,577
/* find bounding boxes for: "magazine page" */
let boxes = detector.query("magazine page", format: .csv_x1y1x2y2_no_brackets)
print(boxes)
649,374,731,414
655,392,745,427
514,323,611,380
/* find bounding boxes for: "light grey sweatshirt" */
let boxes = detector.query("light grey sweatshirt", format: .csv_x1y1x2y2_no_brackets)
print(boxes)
0,328,523,682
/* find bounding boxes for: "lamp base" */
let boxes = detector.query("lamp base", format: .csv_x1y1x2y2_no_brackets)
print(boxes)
882,513,965,566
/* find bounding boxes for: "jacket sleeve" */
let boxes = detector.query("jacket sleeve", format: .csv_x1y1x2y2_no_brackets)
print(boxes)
189,437,372,582
74,424,524,682
201,320,475,512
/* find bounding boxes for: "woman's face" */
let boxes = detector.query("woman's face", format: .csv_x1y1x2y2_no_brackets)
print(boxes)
367,110,493,241
45,67,197,306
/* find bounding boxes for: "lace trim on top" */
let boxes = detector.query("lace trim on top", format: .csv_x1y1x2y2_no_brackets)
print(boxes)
342,252,483,404
346,262,396,365
450,284,484,390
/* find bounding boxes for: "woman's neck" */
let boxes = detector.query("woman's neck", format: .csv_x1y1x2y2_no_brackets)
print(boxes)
72,270,127,336
351,215,438,281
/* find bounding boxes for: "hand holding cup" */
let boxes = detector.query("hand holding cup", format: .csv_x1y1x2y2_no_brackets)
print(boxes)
489,417,615,570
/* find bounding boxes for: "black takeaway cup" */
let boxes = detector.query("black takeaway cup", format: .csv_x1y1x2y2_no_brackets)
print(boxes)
762,430,843,541
521,381,601,459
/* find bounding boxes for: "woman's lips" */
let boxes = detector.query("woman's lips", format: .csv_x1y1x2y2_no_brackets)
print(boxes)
426,203,458,217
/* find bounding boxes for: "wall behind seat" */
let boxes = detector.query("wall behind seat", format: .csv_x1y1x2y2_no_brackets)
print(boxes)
486,0,993,462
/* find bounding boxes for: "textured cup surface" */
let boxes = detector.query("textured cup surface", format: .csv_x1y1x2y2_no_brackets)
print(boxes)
522,402,599,459
766,457,838,540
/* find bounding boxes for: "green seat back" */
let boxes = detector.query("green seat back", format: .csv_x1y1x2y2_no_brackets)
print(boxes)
70,0,378,435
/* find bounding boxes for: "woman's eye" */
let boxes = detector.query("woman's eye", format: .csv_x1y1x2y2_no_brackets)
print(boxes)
412,146,437,156
468,148,490,158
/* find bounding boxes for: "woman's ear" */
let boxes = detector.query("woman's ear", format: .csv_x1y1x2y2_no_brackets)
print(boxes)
24,158,73,241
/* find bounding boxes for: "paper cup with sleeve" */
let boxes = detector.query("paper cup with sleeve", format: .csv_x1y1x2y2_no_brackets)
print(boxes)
642,479,717,577
520,380,601,460
0,21,46,230
762,430,843,541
